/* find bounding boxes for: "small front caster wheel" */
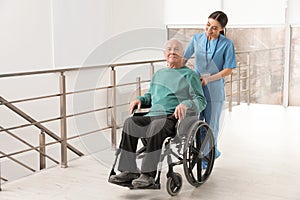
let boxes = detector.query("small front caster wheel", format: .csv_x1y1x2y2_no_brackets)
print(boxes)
166,172,183,196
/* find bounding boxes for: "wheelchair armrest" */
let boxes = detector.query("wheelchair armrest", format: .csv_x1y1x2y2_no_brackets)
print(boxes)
186,110,199,117
133,108,150,116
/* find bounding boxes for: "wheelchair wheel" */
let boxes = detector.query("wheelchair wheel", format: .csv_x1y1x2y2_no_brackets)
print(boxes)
183,121,215,187
166,172,182,196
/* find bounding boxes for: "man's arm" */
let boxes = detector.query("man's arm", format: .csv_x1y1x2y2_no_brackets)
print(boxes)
182,73,207,113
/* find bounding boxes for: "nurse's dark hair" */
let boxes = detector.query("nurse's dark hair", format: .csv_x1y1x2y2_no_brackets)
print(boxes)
209,11,228,35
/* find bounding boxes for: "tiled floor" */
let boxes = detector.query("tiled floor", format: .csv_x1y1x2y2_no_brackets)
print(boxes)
0,104,300,200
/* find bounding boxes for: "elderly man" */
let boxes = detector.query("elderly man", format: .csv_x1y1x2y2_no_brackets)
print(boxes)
109,39,206,188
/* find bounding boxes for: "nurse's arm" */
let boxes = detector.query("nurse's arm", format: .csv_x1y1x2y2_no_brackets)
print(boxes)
219,68,233,77
202,68,233,85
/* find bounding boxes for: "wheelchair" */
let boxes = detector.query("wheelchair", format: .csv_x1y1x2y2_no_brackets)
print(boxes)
108,110,216,196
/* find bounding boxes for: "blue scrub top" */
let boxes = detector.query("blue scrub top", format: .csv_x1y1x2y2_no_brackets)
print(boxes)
184,32,236,102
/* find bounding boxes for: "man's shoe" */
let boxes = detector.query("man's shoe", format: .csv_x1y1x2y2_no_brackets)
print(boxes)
132,174,155,188
109,171,140,183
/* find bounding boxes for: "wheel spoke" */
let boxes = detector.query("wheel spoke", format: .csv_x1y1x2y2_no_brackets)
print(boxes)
203,155,211,163
189,144,201,170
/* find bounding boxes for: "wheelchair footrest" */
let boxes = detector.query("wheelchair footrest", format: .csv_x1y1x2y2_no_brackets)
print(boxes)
108,180,134,188
130,183,160,190
109,179,160,190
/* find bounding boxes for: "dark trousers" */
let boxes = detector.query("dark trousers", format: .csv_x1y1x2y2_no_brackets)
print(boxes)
117,114,177,178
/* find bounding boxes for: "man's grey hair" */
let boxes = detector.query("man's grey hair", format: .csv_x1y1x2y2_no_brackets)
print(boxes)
164,38,184,55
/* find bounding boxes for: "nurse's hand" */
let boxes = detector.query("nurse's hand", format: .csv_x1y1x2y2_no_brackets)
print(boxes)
200,77,208,86
174,103,187,121
201,72,223,85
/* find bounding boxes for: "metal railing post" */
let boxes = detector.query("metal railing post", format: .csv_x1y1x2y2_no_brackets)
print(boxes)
229,73,233,112
150,62,155,78
136,77,141,97
247,53,251,105
39,131,46,170
0,157,2,191
59,72,68,168
237,62,241,105
111,67,117,149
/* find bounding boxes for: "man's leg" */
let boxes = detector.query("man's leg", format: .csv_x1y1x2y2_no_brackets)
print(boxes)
117,116,151,173
110,116,151,184
132,115,177,187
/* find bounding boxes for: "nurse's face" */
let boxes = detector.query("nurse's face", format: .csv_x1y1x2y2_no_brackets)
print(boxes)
206,18,223,40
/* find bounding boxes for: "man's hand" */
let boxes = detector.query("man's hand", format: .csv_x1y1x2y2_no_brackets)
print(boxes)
174,103,187,121
129,99,141,114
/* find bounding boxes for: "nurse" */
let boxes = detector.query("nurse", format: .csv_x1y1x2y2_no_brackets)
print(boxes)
183,11,236,160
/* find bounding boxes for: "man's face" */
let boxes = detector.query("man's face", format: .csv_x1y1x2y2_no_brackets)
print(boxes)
164,41,183,66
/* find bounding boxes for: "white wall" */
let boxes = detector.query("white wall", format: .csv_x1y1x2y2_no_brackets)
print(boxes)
0,0,53,73
51,0,167,67
224,0,286,26
52,0,113,68
288,0,300,25
164,0,222,25
111,0,165,33
0,0,167,72
165,0,287,26
80,0,167,66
